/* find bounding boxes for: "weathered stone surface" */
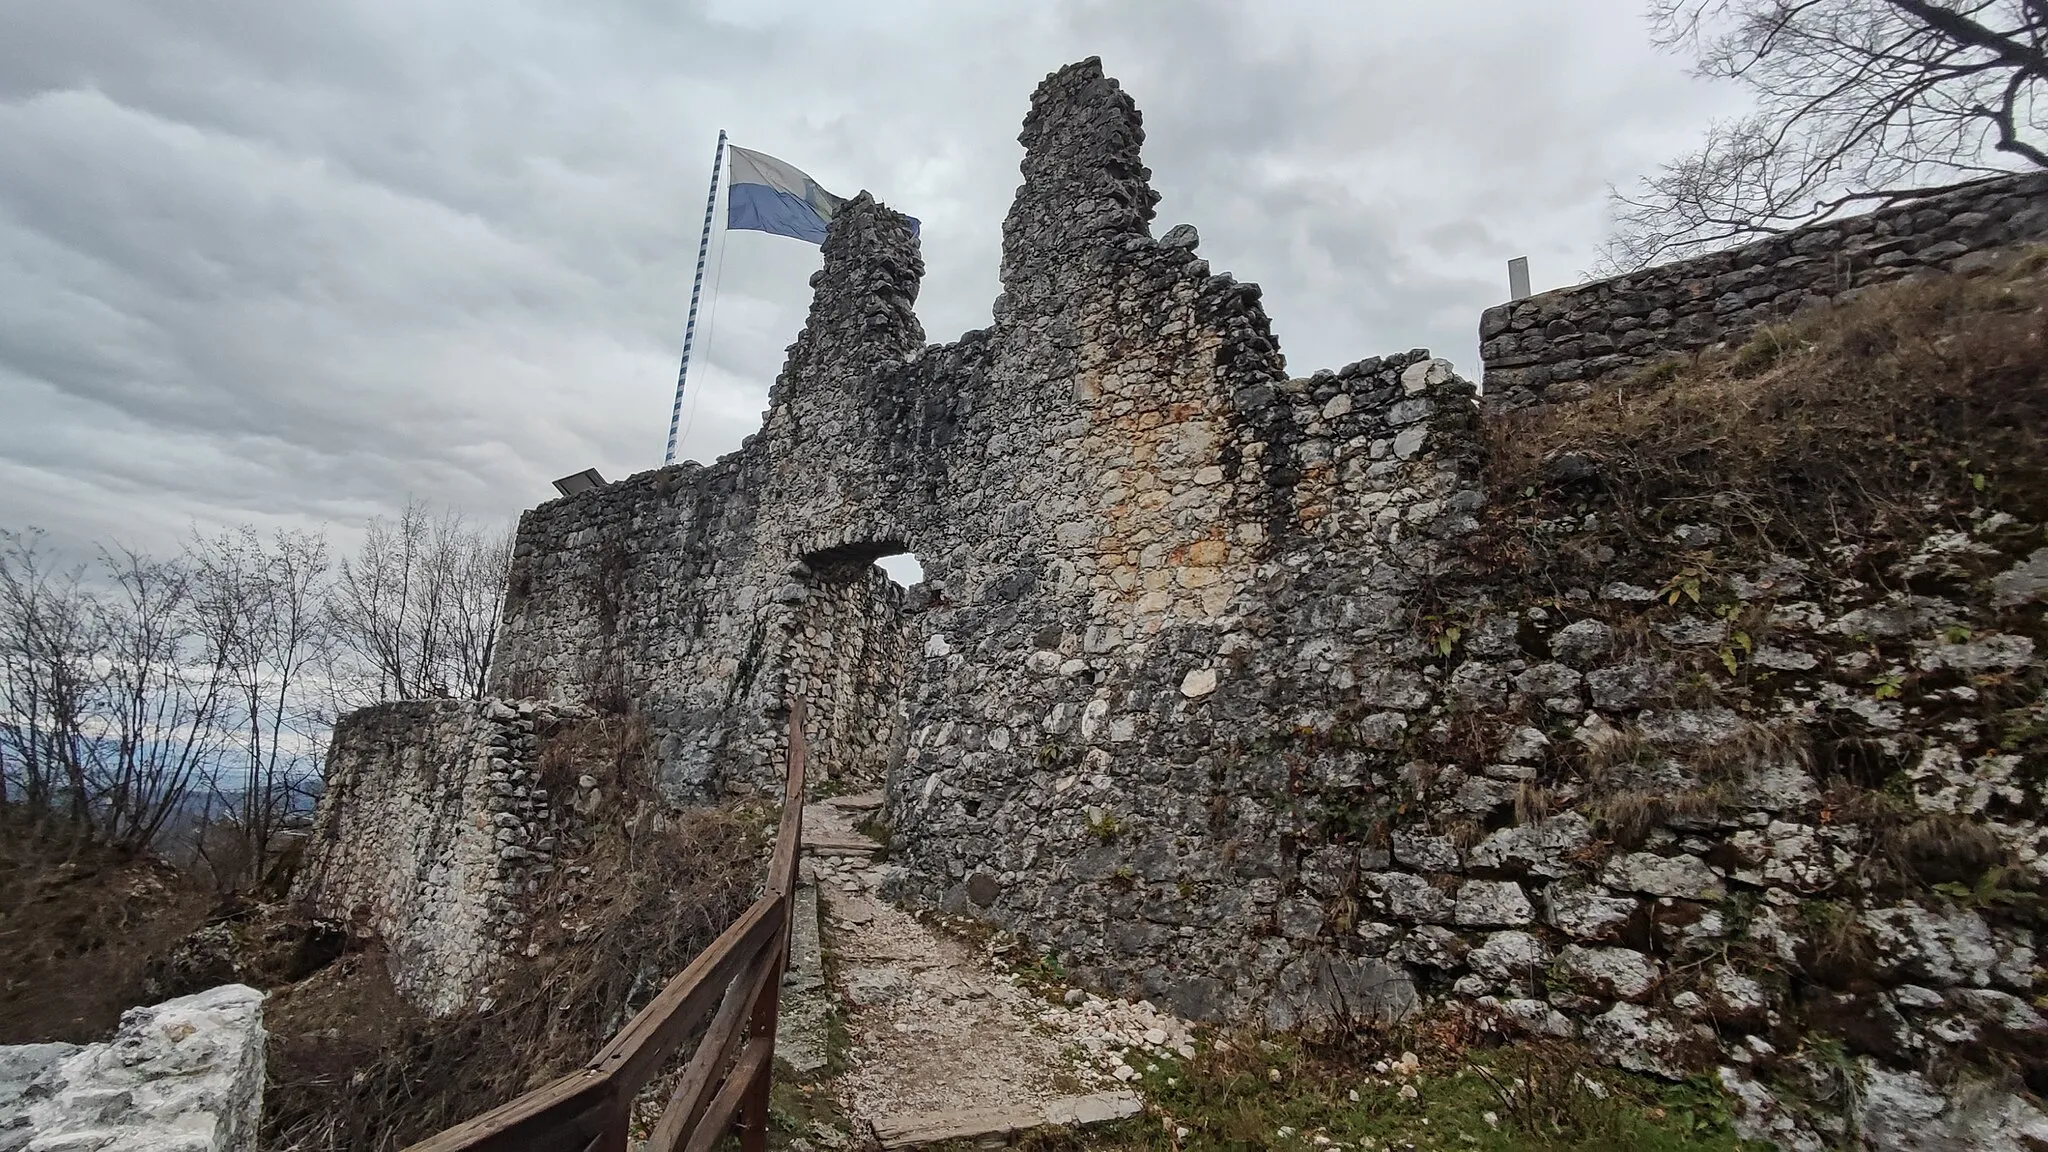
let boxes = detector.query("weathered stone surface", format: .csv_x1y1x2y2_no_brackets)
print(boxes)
1863,903,1998,988
1467,931,1550,986
1361,872,1454,924
1544,884,1638,941
1990,546,2048,607
3,985,265,1152
1264,952,1418,1031
1599,852,1725,900
1554,945,1659,1002
1856,1062,2048,1152
1453,880,1533,927
1469,815,1591,878
1912,632,2035,673
1548,619,1614,665
293,700,586,1012
1583,1002,1696,1080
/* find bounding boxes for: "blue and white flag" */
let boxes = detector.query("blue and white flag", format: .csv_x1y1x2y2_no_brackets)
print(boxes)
726,145,917,244
727,146,846,244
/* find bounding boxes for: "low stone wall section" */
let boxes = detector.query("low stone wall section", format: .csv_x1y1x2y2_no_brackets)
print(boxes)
0,984,265,1152
293,698,571,1013
1480,172,2048,409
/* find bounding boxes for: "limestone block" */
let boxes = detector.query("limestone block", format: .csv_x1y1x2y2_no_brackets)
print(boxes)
7,985,265,1152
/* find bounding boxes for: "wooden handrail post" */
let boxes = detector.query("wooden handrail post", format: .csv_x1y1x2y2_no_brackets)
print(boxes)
592,1094,630,1152
740,700,805,1151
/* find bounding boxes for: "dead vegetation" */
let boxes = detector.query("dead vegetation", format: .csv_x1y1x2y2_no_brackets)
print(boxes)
1490,251,2048,553
262,714,768,1152
0,814,214,1043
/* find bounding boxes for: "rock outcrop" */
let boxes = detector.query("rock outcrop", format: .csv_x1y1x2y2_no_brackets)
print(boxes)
0,985,265,1152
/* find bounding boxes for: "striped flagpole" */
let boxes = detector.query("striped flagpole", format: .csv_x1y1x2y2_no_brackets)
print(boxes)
666,129,727,465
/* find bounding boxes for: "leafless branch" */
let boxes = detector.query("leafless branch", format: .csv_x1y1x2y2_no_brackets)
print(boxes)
1604,0,2048,272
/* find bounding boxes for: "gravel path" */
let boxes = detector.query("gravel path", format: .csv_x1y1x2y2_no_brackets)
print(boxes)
809,849,1198,1133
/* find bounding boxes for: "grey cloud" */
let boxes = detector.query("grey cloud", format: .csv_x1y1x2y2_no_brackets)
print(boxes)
0,0,1738,557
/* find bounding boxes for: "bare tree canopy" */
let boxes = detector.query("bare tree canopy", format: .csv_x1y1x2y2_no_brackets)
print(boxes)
324,499,512,706
1,500,509,883
1602,0,2048,272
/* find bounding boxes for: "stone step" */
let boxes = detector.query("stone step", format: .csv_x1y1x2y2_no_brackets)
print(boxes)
803,831,883,858
869,1093,1142,1149
822,790,885,812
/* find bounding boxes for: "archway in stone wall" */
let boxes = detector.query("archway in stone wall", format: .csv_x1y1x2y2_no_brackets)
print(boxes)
788,540,921,798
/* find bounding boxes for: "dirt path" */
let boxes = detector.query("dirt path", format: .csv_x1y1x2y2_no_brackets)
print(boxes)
795,810,1197,1144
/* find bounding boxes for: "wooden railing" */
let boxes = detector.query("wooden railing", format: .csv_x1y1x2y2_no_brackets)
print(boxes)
406,701,810,1152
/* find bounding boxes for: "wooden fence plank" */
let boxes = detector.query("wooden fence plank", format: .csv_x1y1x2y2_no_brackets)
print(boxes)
586,894,781,1089
644,928,779,1151
679,1036,775,1152
402,1071,612,1152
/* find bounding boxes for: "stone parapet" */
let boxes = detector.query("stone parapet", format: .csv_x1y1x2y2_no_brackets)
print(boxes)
1479,173,2048,409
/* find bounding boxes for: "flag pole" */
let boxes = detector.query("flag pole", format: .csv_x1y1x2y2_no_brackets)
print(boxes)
666,129,727,466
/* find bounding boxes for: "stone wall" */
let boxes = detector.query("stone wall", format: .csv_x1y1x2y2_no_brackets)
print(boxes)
298,56,2048,1139
293,699,573,1014
0,984,266,1152
1479,172,2048,409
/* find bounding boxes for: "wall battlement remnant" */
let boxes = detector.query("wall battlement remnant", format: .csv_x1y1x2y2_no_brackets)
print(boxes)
1480,172,2048,410
302,57,2048,1141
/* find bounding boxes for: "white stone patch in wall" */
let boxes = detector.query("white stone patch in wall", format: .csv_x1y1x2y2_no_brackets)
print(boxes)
1469,814,1593,879
1544,884,1639,941
1467,930,1550,985
924,634,953,658
1362,872,1454,924
1862,903,1998,988
1599,852,1725,900
1601,582,1659,602
1857,1061,2048,1152
1991,546,2048,607
1908,746,2025,814
1392,831,1460,872
1726,822,1844,890
1913,632,2034,673
1391,426,1428,460
1555,945,1660,1002
1583,1003,1693,1080
1320,394,1353,419
1179,668,1218,698
1400,357,1455,394
1454,881,1534,927
1500,726,1550,764
1751,645,1819,671
1079,699,1110,741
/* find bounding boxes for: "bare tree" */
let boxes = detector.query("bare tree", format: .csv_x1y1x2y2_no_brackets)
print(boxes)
187,526,331,888
1602,0,2048,271
326,499,510,706
0,534,232,855
0,530,96,832
2,502,504,874
85,547,230,852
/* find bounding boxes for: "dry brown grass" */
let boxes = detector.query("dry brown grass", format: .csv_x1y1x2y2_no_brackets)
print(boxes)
1587,787,1729,848
0,814,214,1044
1693,719,1813,785
262,715,768,1152
1489,254,2048,553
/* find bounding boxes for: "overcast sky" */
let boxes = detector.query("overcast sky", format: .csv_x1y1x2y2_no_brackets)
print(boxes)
0,0,1746,557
